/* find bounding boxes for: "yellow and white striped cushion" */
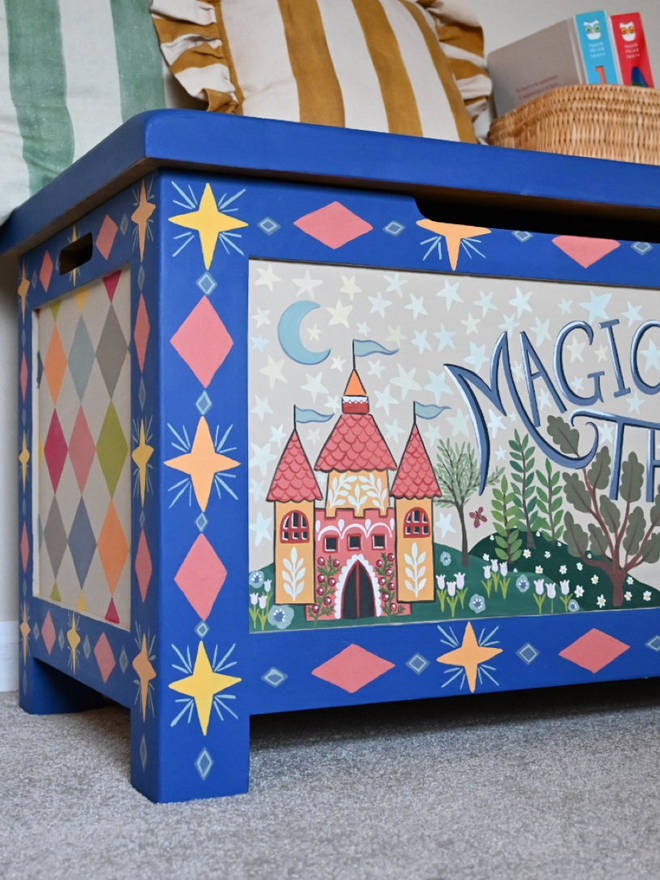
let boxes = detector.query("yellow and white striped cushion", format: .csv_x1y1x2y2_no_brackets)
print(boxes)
150,0,491,143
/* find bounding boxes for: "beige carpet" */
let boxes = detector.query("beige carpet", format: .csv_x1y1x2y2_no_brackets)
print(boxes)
2,679,660,879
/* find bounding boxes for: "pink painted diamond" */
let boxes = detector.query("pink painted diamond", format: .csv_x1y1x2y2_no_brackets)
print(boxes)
175,534,227,620
135,530,153,602
312,644,394,693
94,633,116,683
559,628,630,674
170,297,233,388
294,202,373,250
97,215,119,260
40,251,54,291
134,295,150,373
41,612,57,655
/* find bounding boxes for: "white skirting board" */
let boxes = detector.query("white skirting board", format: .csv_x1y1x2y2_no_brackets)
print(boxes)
0,621,18,692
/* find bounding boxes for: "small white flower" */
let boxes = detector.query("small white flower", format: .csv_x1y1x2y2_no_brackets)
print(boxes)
546,582,557,599
250,593,259,606
560,580,570,595
544,551,551,558
534,579,545,596
447,580,457,597
483,553,490,560
535,565,544,574
591,575,599,584
627,576,634,585
500,562,508,577
644,591,652,602
483,566,491,580
576,562,583,571
559,565,567,575
624,591,632,601
258,595,268,609
263,579,272,593
456,572,466,589
492,559,499,573
523,549,531,558
575,585,585,598
597,595,606,608
436,575,446,591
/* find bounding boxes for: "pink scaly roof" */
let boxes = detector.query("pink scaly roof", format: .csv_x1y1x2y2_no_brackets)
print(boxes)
267,430,322,502
315,413,396,472
391,425,442,499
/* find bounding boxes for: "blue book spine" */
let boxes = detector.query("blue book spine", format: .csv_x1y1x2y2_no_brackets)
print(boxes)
574,11,622,83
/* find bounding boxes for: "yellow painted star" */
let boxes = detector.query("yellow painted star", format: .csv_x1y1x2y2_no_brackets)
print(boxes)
18,432,30,492
165,416,239,511
437,622,503,693
169,641,241,735
169,183,248,269
132,420,154,505
67,616,81,673
18,263,30,320
133,633,157,720
416,220,491,271
132,181,157,261
20,603,30,664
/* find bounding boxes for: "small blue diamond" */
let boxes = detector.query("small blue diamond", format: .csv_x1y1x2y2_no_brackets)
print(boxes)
517,643,539,665
196,392,212,415
259,217,280,235
195,748,214,780
513,230,533,242
406,653,430,675
197,272,217,296
633,241,652,255
262,667,287,687
384,221,405,236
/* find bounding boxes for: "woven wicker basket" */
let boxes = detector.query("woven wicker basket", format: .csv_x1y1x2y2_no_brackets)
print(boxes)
488,84,660,164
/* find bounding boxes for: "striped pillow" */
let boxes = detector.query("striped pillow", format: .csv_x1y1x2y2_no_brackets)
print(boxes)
150,0,491,143
0,0,194,225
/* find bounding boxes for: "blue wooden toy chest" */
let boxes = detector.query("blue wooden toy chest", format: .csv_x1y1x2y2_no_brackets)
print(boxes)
3,111,660,801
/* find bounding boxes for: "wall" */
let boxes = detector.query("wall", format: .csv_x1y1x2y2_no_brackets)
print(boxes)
1,1,660,689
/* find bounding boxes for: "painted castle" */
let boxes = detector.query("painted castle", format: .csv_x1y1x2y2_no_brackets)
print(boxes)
267,368,442,621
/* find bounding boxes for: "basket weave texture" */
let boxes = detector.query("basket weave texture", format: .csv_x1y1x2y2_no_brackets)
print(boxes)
487,84,660,164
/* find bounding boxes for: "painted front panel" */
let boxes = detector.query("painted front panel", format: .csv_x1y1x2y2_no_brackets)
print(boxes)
35,267,132,629
249,262,660,632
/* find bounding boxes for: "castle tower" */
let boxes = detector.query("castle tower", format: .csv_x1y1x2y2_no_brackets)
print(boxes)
391,424,442,602
315,369,396,517
267,429,322,605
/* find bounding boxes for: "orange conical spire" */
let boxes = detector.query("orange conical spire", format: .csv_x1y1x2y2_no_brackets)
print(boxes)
342,369,369,414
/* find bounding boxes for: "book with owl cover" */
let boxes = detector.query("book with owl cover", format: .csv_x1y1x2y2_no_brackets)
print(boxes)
489,11,621,116
574,11,621,85
611,12,654,87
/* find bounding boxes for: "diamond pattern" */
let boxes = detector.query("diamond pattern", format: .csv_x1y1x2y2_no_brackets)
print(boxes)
551,236,620,268
44,412,69,492
96,307,129,396
96,402,129,496
94,633,116,682
134,295,150,372
312,644,394,693
170,297,234,387
175,535,227,620
97,215,119,259
97,501,129,593
68,319,96,400
135,531,153,602
44,327,68,404
68,408,96,492
68,498,97,587
39,251,54,291
559,629,630,673
41,612,57,655
262,667,288,687
294,202,373,249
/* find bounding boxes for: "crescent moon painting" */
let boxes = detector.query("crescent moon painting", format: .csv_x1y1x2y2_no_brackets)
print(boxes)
277,300,331,365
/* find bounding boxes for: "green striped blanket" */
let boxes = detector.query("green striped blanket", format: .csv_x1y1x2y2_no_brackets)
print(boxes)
0,0,190,224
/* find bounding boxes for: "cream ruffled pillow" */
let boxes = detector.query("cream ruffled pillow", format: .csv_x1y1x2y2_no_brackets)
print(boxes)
150,0,492,143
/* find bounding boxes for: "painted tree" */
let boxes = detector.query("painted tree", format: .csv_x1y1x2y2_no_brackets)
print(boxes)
434,438,503,566
491,474,523,565
548,415,660,606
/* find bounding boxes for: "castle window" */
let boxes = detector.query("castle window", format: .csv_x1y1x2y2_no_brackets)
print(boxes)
348,534,362,551
281,511,309,543
404,508,430,537
372,534,386,550
324,536,338,552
